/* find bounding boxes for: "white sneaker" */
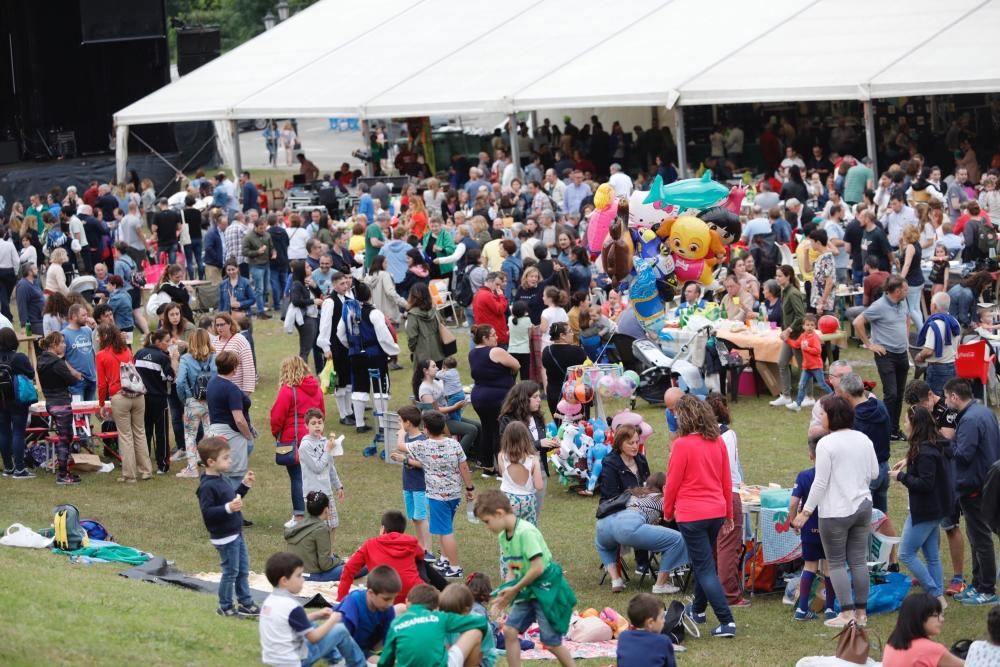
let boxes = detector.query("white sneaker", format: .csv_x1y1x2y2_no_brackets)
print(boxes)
801,397,816,407
786,402,802,412
169,450,187,462
769,395,791,407
652,583,681,594
283,517,299,529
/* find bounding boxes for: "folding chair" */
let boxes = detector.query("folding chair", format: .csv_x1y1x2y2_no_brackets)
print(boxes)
956,339,995,404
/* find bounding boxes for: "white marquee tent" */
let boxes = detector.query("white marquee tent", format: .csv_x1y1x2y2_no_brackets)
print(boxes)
114,0,1000,180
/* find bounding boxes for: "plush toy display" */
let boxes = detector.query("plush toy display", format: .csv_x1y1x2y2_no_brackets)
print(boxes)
585,430,611,494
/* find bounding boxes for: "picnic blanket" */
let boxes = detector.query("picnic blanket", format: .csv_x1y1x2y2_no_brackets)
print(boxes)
192,571,353,603
53,538,152,565
520,639,618,661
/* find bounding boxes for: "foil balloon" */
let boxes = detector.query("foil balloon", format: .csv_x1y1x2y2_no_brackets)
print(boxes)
600,201,634,286
623,370,640,389
656,214,724,285
627,189,675,229
722,185,747,213
628,258,665,334
597,374,616,398
586,184,618,253
699,207,742,246
643,171,729,211
574,381,594,405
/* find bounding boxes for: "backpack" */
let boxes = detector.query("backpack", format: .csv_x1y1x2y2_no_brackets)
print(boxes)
342,299,380,357
453,265,474,308
53,503,89,551
80,519,113,542
119,361,147,398
750,232,781,283
193,359,214,401
974,219,998,258
0,354,36,405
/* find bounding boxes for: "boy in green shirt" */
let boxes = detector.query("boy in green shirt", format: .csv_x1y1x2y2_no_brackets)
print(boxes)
378,584,486,667
475,490,576,667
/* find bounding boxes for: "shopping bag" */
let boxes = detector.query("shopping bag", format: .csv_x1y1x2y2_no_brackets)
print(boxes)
319,359,337,395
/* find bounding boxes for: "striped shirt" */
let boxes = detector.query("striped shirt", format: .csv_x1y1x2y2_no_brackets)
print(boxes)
211,333,256,394
627,493,664,525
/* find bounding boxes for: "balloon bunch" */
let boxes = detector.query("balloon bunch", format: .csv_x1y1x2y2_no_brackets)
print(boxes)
610,409,653,455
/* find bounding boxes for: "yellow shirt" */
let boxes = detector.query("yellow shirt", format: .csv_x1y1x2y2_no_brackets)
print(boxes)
349,234,366,255
796,242,819,281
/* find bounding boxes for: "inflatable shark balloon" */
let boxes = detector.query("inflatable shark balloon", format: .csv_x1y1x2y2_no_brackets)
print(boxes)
643,171,729,211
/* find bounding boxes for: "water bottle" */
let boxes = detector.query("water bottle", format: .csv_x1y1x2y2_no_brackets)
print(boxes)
466,501,479,524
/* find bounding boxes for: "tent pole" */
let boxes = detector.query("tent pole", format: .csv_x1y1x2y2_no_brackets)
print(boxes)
674,106,687,179
359,119,371,177
115,124,129,185
230,120,243,179
508,112,521,180
528,111,537,139
863,101,878,177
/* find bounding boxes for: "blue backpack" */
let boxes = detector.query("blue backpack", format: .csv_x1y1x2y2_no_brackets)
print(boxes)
80,519,113,543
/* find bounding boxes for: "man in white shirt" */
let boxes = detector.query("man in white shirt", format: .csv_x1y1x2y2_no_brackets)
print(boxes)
740,208,772,244
823,205,850,283
543,169,566,212
915,292,960,397
0,231,19,321
608,163,633,199
563,170,591,216
780,147,805,172
725,125,744,164
879,194,918,249
118,201,147,267
822,189,852,221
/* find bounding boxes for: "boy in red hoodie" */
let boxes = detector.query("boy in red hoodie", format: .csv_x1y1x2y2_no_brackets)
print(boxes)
781,313,833,411
337,511,443,603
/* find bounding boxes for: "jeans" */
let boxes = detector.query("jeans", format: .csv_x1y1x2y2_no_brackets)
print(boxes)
925,363,955,399
899,515,943,597
904,285,924,330
250,265,270,314
595,511,689,573
818,500,872,612
959,493,997,595
305,565,368,582
69,377,97,401
0,407,28,471
167,387,185,454
287,463,305,516
186,238,204,279
270,265,288,311
778,342,803,397
302,623,366,667
678,518,733,625
796,368,833,405
161,242,179,265
869,461,889,514
873,351,908,433
852,269,865,306
214,534,252,610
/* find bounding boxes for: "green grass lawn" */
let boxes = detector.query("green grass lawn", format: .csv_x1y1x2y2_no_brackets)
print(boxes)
0,321,995,666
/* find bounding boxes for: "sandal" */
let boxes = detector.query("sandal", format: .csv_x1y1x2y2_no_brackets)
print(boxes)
117,477,136,484
823,614,854,628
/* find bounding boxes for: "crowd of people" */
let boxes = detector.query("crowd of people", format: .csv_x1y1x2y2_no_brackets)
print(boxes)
1,110,1000,667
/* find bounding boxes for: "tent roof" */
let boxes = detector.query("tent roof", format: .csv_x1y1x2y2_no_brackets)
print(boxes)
115,0,1000,127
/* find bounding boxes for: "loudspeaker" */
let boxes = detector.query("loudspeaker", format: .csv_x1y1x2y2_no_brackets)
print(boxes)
176,28,220,76
80,0,166,44
0,140,18,165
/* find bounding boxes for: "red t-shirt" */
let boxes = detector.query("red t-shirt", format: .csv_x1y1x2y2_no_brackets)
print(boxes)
662,434,733,523
96,347,133,404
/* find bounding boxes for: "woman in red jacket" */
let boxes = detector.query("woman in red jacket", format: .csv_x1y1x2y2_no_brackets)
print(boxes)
663,394,735,639
96,323,151,483
471,272,509,345
270,355,325,529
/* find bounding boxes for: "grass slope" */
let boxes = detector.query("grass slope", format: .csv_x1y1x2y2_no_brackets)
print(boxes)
0,320,994,665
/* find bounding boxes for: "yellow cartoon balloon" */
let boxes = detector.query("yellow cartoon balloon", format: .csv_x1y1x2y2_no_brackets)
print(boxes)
655,214,722,285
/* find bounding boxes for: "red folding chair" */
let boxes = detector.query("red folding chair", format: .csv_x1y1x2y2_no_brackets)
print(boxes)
956,339,994,404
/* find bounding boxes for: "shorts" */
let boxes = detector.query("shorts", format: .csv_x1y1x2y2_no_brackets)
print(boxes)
801,539,826,562
504,599,563,647
429,498,460,536
129,287,141,310
404,490,429,521
447,644,465,667
940,499,962,530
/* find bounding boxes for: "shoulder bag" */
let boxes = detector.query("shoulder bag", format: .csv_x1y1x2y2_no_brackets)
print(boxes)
595,490,631,519
437,312,457,357
274,387,300,466
833,620,877,665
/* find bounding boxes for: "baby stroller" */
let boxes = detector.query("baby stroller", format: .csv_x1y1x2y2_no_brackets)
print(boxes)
68,275,99,304
631,324,713,405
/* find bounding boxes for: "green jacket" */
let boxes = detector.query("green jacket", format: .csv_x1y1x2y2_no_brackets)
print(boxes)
242,228,273,267
494,562,576,635
405,307,444,365
378,604,488,667
422,229,456,275
781,284,806,337
283,516,343,575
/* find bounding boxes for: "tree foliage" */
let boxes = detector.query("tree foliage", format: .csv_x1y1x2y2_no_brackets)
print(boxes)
166,0,320,58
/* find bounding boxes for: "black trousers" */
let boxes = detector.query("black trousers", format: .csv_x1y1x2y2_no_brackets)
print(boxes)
144,394,170,472
0,268,15,320
874,350,908,433
960,494,997,595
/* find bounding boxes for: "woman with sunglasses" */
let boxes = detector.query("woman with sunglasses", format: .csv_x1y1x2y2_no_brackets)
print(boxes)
210,312,255,396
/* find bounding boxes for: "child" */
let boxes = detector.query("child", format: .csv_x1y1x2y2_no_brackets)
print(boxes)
19,235,37,271
580,304,613,361
439,583,497,667
337,510,435,604
394,405,432,557
508,301,532,380
782,313,833,412
475,490,576,667
195,436,259,618
789,435,837,621
379,584,488,667
299,408,345,549
397,410,475,578
539,286,568,348
259,552,365,667
928,243,950,294
337,564,400,657
498,422,544,524
966,605,1000,664
616,593,676,667
467,573,535,653
284,491,344,582
437,357,466,421
601,290,625,321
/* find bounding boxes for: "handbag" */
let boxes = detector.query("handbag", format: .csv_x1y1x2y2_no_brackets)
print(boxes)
595,490,632,519
833,620,873,665
437,313,457,357
275,387,299,466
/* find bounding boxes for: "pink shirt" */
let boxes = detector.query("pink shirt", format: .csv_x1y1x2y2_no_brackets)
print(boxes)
882,638,947,667
662,434,733,523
